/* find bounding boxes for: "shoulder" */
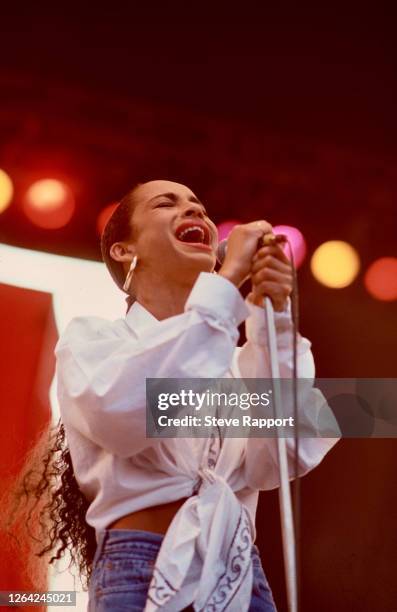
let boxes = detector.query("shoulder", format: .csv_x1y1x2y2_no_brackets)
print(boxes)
55,315,129,353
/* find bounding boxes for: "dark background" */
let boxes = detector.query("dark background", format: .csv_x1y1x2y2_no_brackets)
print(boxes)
1,4,396,611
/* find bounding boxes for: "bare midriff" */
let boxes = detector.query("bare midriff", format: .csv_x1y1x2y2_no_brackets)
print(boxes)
107,497,190,535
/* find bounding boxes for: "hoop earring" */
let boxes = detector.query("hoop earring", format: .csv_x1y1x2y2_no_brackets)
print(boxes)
123,255,138,293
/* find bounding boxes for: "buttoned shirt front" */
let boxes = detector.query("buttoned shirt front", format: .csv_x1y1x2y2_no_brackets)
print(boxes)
55,272,339,611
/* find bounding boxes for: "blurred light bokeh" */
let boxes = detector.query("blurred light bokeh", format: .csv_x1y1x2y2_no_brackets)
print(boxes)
310,240,360,288
364,257,397,301
23,179,75,229
273,224,307,268
217,220,240,241
0,169,14,213
96,202,119,237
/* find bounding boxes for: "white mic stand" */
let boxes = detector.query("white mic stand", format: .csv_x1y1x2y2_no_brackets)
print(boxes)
264,295,297,612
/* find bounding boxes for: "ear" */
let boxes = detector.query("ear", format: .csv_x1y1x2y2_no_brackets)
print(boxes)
109,241,136,264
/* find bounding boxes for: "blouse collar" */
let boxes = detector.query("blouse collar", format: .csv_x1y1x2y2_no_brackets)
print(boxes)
125,300,160,337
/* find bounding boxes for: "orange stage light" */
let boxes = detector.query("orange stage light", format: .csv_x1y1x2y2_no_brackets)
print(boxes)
23,179,75,229
0,168,14,213
364,257,397,301
311,240,360,288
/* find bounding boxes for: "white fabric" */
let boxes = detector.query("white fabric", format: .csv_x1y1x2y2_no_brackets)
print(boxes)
54,271,339,611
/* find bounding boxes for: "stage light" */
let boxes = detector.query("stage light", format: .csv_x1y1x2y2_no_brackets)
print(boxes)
23,179,75,229
0,169,14,213
97,202,119,236
217,220,240,241
311,240,360,288
364,257,397,301
272,225,307,268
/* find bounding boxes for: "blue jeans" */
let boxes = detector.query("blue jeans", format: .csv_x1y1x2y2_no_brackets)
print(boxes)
88,529,277,611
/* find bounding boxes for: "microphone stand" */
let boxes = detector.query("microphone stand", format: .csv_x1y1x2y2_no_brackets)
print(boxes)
264,295,297,612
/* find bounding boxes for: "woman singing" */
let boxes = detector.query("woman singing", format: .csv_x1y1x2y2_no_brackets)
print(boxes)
9,179,338,611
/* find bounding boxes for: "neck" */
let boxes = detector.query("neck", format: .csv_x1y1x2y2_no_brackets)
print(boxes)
134,272,199,320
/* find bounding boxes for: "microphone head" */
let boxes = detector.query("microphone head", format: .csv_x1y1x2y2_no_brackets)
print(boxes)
216,239,228,264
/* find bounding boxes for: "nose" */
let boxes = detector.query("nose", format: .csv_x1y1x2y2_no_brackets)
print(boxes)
182,202,205,219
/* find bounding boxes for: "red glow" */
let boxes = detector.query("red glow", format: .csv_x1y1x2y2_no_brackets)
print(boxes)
217,220,240,242
273,225,307,269
364,257,397,301
97,202,119,236
23,179,75,229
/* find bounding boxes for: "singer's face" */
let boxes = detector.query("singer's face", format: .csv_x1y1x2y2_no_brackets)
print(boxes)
128,180,218,282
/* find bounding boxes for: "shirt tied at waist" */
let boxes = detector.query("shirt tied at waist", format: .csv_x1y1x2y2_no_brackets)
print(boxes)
144,468,254,612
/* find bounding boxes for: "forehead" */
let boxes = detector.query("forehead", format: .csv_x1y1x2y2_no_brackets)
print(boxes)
134,180,197,206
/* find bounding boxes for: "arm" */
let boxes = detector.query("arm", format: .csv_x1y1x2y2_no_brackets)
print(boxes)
55,272,248,458
234,297,314,379
233,298,340,490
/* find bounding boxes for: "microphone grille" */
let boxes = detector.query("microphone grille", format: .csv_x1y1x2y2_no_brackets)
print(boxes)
216,239,228,264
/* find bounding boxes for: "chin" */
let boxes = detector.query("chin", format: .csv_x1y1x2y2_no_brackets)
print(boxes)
173,241,216,269
185,252,216,271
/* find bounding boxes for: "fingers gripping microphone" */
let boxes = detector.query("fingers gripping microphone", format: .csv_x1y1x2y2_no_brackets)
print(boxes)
216,233,287,264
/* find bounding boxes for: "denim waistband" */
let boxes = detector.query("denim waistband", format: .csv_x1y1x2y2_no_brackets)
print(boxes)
93,529,163,565
93,528,260,568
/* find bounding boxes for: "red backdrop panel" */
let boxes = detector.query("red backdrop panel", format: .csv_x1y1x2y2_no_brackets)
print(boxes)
0,283,58,610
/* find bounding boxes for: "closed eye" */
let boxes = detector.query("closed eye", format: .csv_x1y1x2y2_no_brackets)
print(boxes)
155,201,174,208
154,201,209,216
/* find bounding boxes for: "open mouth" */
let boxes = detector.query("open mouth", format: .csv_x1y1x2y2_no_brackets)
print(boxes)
175,221,211,247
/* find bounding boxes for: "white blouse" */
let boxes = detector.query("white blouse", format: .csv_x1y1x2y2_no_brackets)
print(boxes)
54,272,339,611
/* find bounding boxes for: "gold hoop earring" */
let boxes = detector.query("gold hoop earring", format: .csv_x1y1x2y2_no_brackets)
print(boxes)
123,255,138,292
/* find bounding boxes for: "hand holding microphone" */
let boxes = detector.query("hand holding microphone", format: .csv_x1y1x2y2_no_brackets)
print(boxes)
249,239,293,311
218,221,293,312
217,220,273,287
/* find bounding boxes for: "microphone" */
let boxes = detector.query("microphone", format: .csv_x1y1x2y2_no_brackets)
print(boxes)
216,233,287,264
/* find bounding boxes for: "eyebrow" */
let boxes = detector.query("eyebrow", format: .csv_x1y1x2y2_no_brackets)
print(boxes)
149,192,205,208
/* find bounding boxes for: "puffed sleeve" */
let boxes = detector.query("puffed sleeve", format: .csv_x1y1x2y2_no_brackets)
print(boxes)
55,272,248,458
232,298,340,490
234,298,315,379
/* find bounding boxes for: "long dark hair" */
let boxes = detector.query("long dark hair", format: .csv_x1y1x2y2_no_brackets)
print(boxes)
2,185,140,587
2,419,96,588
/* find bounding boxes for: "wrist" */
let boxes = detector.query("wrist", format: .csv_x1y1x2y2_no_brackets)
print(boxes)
248,291,288,312
247,291,263,307
218,265,246,288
